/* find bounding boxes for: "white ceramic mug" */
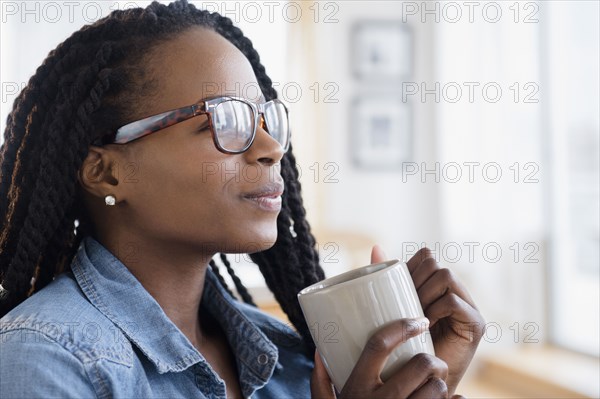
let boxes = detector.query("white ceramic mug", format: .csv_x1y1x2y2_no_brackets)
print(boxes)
297,259,435,391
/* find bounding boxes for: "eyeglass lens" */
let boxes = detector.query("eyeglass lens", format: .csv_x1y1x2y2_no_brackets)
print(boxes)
212,99,288,152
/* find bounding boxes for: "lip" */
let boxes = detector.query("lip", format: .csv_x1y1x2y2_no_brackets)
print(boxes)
242,181,284,212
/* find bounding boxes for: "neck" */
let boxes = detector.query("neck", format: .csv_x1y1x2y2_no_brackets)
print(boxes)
95,230,216,348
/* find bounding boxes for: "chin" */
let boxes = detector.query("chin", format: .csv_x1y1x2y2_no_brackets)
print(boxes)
249,232,278,253
250,220,279,248
227,228,278,254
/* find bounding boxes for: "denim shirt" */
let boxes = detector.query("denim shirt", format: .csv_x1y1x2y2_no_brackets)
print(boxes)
0,236,314,398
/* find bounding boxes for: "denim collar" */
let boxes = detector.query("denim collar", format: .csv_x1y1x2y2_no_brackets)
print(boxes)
70,235,278,392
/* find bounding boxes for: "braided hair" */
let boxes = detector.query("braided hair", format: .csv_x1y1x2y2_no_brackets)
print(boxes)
0,0,325,356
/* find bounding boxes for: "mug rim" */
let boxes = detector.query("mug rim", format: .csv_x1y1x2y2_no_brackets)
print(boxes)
297,258,402,297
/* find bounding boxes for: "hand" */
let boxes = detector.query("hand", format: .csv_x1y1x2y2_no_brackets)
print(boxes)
310,246,459,399
400,245,485,395
311,318,450,398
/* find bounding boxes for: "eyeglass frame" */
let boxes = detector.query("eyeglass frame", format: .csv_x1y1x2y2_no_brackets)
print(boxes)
103,95,290,154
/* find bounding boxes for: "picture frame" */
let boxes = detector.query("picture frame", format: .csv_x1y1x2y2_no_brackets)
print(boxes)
351,20,412,81
350,96,412,169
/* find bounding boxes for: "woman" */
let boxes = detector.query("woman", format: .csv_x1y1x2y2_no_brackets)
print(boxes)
0,1,484,397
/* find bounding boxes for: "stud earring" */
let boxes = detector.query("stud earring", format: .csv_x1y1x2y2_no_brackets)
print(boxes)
105,195,116,206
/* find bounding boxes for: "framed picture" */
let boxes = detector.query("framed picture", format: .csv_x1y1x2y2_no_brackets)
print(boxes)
351,21,412,81
350,96,412,169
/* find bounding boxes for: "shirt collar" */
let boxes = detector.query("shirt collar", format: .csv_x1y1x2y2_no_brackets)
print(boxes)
202,265,280,392
70,235,278,390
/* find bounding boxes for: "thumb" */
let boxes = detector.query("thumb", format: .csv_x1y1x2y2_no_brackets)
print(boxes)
310,350,336,399
370,244,388,264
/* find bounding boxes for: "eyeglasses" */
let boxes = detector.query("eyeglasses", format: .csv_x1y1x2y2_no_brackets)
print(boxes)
107,96,290,154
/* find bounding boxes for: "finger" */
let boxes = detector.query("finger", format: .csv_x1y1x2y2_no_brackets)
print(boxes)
310,350,336,399
371,244,388,264
379,354,448,398
348,318,430,386
411,256,439,290
408,376,449,399
406,247,433,274
425,293,484,339
417,268,477,310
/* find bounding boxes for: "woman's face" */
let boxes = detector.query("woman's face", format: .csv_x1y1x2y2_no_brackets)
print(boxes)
93,27,285,255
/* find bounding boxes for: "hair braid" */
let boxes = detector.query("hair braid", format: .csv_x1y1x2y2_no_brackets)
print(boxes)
219,253,256,306
33,209,79,293
1,86,42,224
1,43,115,313
280,147,325,282
0,33,118,269
208,259,236,299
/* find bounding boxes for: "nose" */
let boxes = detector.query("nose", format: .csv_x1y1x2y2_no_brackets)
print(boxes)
244,120,285,165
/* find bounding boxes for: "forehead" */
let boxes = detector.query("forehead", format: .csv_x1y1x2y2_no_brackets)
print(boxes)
146,27,265,109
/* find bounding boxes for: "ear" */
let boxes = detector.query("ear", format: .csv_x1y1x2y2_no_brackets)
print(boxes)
78,145,124,204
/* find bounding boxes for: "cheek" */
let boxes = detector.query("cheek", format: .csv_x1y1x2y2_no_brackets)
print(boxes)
124,144,231,223
146,156,230,209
